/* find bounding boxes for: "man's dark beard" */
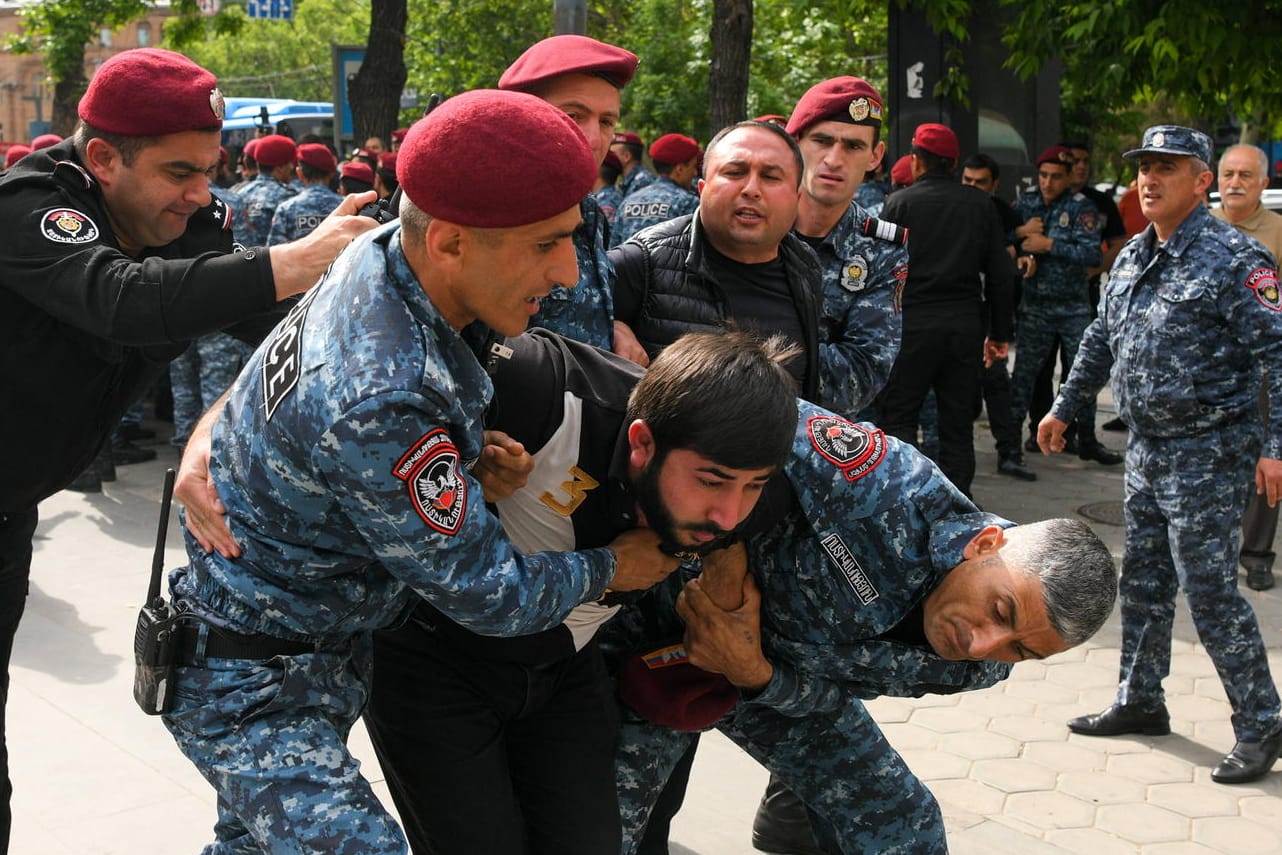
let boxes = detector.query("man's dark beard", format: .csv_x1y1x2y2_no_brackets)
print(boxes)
631,457,737,556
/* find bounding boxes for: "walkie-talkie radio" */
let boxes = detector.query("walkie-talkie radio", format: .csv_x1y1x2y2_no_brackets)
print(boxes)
133,468,183,715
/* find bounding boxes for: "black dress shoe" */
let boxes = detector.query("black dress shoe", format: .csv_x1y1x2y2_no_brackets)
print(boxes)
1246,566,1276,591
65,467,102,493
1068,703,1170,736
1024,436,1040,454
1211,732,1282,784
1078,441,1123,466
116,423,157,442
998,456,1037,481
752,777,824,855
111,438,157,465
1101,416,1129,432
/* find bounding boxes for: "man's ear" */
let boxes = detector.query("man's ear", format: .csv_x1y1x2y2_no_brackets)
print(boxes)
696,178,706,197
869,140,887,173
83,137,121,188
627,419,656,470
961,525,1006,560
424,219,465,270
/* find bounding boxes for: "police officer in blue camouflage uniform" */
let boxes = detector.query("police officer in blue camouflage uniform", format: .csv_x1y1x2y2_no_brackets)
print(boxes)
786,76,908,422
612,399,1117,854
614,131,657,201
498,35,639,353
231,133,297,248
595,150,625,224
1042,125,1282,785
267,142,342,245
738,77,911,851
162,91,679,855
1010,145,1121,466
610,133,701,248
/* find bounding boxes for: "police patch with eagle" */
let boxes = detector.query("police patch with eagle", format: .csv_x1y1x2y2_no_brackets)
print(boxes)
394,428,467,535
807,414,886,481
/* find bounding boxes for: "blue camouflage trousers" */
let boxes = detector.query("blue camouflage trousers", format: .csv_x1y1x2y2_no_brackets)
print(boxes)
162,630,406,854
1009,312,1095,440
615,699,947,855
1117,424,1282,741
170,334,254,448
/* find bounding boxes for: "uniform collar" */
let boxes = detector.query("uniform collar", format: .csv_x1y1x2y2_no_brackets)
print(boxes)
1158,202,1213,259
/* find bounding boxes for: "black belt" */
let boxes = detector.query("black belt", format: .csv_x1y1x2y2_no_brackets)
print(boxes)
175,621,321,666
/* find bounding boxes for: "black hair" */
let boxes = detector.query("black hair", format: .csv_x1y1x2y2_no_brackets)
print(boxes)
962,152,1000,180
705,120,806,188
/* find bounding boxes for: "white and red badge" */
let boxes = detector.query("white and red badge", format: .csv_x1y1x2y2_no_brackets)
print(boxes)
393,429,467,535
807,415,886,481
1245,267,1282,311
41,208,99,244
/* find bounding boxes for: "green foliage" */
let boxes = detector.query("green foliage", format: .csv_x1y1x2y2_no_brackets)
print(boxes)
7,0,149,82
172,0,370,102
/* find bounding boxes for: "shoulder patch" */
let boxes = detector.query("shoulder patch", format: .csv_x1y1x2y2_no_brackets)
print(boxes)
862,216,908,247
393,428,468,535
41,208,99,244
210,197,233,231
807,415,887,481
1246,267,1282,311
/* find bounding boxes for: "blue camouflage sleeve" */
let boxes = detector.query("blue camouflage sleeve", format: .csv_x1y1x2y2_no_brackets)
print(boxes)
1051,312,1115,425
817,243,906,417
314,392,616,636
1048,197,1103,267
1220,249,1282,457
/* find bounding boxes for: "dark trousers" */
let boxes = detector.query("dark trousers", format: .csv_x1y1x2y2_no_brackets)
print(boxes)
364,616,622,855
982,355,1020,459
0,508,37,855
877,317,985,497
1242,386,1280,562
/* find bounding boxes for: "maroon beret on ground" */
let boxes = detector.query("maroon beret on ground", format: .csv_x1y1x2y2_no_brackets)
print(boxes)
253,134,297,168
890,154,915,186
786,76,884,138
618,642,740,732
297,143,337,173
649,133,700,166
613,131,643,147
30,133,62,150
911,123,959,160
499,35,638,91
397,89,596,229
78,48,224,137
390,127,409,143
378,151,398,172
1036,145,1075,168
4,145,31,169
340,161,375,184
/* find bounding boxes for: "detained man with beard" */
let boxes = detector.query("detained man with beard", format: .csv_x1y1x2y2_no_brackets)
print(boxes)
362,329,800,855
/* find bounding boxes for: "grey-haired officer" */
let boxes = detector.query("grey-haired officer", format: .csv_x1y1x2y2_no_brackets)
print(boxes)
498,35,639,353
613,399,1116,854
1042,125,1282,785
609,133,701,248
161,91,678,854
267,142,342,245
232,133,298,247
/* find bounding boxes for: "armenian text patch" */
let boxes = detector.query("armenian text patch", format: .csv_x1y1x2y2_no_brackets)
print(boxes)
807,415,887,481
1246,267,1281,311
41,208,99,244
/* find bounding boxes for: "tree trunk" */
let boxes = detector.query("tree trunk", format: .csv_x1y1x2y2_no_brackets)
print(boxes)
349,0,408,146
51,69,88,137
708,0,752,133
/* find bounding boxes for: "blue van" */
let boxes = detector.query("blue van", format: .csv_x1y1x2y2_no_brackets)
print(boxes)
221,97,334,148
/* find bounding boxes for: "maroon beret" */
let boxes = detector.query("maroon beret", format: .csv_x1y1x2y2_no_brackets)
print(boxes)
397,89,596,228
242,138,259,159
612,131,643,147
499,35,638,92
618,643,740,732
649,133,700,166
4,145,31,169
912,123,959,160
890,154,915,186
78,48,224,137
378,151,398,172
602,151,623,171
340,161,375,184
786,76,884,138
253,134,297,168
1036,145,1075,168
30,133,62,150
390,127,409,143
297,143,337,173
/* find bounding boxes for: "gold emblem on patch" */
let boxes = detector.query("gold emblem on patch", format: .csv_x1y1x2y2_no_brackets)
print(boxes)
848,98,870,122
